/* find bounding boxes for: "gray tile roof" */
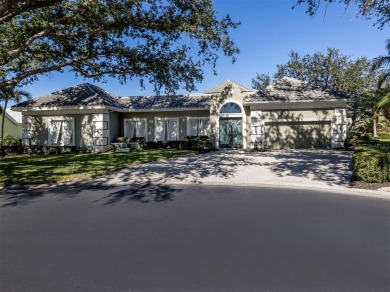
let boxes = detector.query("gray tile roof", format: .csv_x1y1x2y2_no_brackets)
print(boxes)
245,77,353,103
13,78,350,112
14,83,210,111
205,80,256,94
14,83,123,108
119,94,210,110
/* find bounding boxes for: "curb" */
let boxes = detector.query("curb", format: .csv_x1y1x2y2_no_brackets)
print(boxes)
1,179,389,201
95,179,390,201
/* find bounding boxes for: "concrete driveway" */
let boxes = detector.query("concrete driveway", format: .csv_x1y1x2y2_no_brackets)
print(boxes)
94,149,353,190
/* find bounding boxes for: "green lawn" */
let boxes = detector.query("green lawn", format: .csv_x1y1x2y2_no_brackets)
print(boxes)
0,150,193,186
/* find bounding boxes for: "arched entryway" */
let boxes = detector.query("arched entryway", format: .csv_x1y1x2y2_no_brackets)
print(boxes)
218,102,244,148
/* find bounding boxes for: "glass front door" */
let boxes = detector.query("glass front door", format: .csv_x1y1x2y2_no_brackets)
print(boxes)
219,118,242,148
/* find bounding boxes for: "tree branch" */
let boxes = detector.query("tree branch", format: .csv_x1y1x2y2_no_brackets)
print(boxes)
0,0,63,24
8,1,93,60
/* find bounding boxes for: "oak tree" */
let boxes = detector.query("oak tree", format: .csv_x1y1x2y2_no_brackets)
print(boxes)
294,0,390,29
0,0,239,93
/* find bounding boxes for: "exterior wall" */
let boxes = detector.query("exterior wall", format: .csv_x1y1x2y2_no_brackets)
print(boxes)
22,115,48,146
109,111,121,143
120,110,210,141
260,109,333,121
0,114,22,139
209,83,251,149
91,113,110,152
21,110,110,152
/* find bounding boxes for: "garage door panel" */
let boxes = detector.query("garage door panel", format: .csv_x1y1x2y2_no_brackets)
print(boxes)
265,121,330,149
265,123,298,149
300,123,330,148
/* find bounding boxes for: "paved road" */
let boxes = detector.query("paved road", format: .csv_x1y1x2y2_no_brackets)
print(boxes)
1,183,389,291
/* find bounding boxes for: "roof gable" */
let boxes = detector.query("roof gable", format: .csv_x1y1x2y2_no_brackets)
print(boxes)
204,80,255,94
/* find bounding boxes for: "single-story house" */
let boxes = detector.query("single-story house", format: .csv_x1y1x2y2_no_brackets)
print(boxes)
12,77,353,151
0,108,23,139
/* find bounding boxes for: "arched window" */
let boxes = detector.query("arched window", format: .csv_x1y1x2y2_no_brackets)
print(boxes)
220,102,242,114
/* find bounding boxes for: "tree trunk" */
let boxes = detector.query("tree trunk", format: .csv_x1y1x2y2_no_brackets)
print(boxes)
372,112,379,138
0,98,8,156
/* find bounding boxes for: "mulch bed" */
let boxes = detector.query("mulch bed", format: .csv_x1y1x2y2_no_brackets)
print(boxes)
349,180,390,190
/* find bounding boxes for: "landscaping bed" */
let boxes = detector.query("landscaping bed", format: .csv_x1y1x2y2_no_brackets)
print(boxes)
0,149,193,186
349,180,390,190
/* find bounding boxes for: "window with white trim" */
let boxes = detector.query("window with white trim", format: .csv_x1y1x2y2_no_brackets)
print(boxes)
155,118,179,141
124,119,147,139
187,118,209,136
48,117,75,145
220,102,242,113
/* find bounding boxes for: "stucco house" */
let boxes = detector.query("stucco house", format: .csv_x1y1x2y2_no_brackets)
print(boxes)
12,77,353,151
0,108,23,139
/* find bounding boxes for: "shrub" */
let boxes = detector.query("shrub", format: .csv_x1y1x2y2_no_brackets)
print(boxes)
378,131,390,139
1,134,19,146
353,145,390,183
146,141,159,149
128,137,145,143
185,136,212,152
115,137,126,143
166,141,186,149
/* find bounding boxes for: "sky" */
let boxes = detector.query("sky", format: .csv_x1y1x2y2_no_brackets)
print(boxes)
16,0,389,104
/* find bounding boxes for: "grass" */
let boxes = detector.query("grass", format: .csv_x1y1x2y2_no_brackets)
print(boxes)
0,149,193,186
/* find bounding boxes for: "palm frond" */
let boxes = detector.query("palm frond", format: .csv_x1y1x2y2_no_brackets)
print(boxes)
378,91,390,109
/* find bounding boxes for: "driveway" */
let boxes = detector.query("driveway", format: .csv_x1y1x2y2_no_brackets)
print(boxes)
94,149,353,189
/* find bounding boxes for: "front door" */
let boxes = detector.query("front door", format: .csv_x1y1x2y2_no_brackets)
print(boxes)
219,118,242,148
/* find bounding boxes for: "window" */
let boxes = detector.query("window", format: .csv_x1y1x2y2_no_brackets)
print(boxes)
48,117,74,145
125,119,147,139
187,118,209,136
155,118,179,141
220,102,242,114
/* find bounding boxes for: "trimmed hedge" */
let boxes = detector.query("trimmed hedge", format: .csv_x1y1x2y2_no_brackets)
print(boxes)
353,143,390,183
2,145,79,155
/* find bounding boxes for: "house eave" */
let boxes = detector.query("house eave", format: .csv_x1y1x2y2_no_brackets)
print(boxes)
123,107,209,112
244,99,353,106
11,105,122,112
12,105,210,113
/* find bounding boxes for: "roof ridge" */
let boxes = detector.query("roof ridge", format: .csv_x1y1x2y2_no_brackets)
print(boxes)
204,80,255,94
